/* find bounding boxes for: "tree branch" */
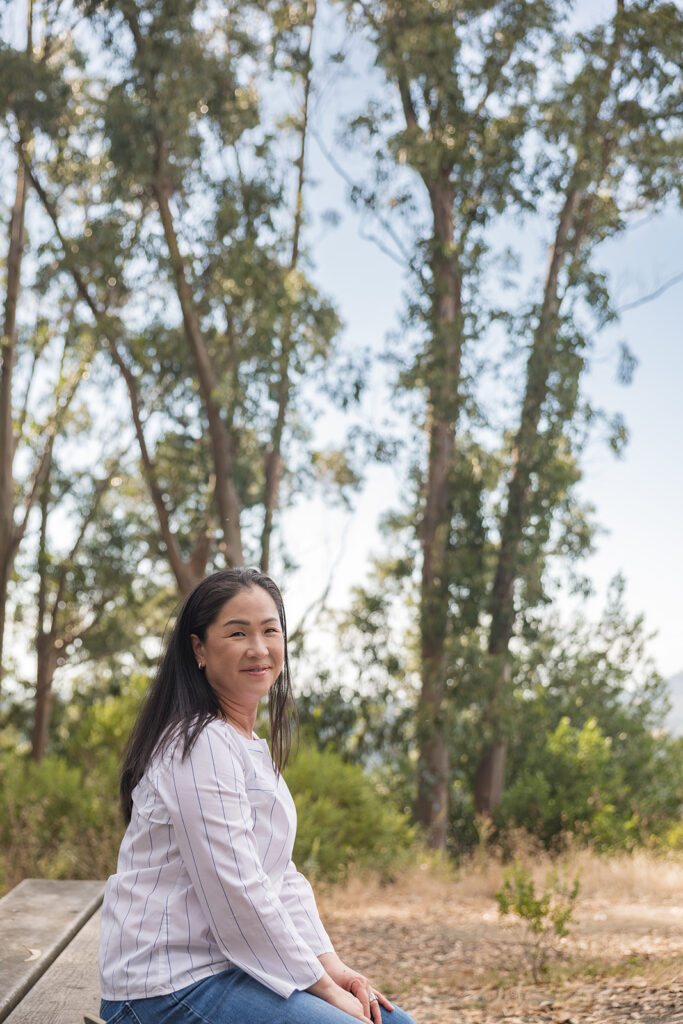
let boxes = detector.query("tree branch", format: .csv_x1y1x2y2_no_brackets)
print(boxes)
616,271,683,314
18,145,202,593
311,128,422,280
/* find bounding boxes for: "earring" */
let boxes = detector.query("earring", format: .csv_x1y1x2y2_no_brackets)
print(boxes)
197,661,204,670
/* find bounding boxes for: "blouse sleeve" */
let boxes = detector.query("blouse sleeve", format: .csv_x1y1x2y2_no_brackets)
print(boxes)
154,723,325,998
279,859,335,956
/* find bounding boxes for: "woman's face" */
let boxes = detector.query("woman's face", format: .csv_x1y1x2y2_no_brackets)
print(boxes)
191,586,285,713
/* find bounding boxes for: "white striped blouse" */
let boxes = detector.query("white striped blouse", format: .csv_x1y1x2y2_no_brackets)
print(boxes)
98,719,334,1001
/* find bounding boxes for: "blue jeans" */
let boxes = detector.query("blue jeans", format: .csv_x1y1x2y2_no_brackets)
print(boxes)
100,968,419,1024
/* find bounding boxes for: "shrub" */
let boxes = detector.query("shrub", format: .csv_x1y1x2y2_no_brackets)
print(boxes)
0,751,122,893
286,742,416,880
499,717,640,848
496,858,581,980
0,678,149,894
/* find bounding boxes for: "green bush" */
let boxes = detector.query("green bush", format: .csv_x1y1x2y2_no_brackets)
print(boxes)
0,751,122,893
499,717,657,848
286,741,416,880
0,678,147,894
496,858,581,980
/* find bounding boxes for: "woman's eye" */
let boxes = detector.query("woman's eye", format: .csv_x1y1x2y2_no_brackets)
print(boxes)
228,630,246,638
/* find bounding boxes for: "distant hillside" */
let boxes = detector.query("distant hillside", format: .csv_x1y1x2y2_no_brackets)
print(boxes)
665,670,683,737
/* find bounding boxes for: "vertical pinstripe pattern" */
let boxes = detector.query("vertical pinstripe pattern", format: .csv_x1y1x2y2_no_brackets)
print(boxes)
99,720,334,1001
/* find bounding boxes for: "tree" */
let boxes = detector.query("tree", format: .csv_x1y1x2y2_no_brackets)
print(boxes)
29,436,154,759
338,0,683,846
260,0,318,572
0,1,121,689
0,1,33,686
7,0,346,599
498,579,683,846
0,0,79,685
339,0,564,847
475,0,683,813
0,0,355,759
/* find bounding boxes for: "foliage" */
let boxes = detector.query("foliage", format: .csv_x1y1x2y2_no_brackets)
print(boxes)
315,573,682,853
497,580,683,849
286,741,417,881
333,0,683,843
501,717,631,848
0,751,121,894
0,0,349,723
496,858,581,980
0,675,147,893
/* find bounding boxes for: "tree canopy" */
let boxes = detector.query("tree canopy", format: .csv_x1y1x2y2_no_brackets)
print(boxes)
1,0,681,856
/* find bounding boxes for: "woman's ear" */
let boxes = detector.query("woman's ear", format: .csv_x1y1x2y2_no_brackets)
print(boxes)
190,634,204,667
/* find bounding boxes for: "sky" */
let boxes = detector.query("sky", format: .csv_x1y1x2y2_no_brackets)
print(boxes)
280,2,683,684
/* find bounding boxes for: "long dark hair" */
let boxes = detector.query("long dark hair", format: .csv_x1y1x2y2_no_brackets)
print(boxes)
120,567,296,823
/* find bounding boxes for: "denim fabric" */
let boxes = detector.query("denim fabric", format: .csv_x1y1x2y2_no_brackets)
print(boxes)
100,968,419,1024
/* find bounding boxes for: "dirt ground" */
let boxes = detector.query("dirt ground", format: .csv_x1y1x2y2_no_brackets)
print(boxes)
317,854,683,1024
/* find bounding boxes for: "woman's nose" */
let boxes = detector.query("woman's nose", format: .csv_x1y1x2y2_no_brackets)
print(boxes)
248,635,268,657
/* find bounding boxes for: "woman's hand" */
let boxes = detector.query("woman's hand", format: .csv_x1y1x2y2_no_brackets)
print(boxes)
317,952,394,1024
306,971,372,1023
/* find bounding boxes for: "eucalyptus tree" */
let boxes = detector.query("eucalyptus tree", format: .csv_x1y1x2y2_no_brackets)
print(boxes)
339,0,683,847
0,0,95,685
77,0,342,577
4,0,343,612
340,0,563,847
259,0,319,572
475,0,683,813
1,0,39,683
28,431,164,759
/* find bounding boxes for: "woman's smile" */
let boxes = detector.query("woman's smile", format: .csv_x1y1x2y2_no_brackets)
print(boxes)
191,586,285,728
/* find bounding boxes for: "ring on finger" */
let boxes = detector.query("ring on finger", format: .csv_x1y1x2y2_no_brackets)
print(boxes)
369,994,378,1003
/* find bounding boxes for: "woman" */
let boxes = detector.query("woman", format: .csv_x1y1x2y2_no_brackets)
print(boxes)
99,567,418,1024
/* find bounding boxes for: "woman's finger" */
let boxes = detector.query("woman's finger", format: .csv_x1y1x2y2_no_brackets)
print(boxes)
369,993,383,1024
372,988,395,1013
354,996,373,1024
350,979,372,1020
348,982,374,1023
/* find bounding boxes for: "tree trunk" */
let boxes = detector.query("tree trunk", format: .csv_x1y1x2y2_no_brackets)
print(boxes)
415,177,464,849
473,663,510,812
474,6,626,816
0,74,31,686
415,413,455,849
31,449,54,761
475,189,581,814
31,631,58,761
153,157,244,568
260,0,316,573
105,336,207,595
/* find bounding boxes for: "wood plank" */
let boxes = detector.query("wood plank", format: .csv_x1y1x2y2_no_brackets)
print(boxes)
0,879,105,1023
4,909,103,1024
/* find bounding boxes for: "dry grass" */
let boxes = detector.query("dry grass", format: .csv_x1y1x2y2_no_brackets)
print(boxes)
320,844,683,909
560,846,683,900
317,848,683,1024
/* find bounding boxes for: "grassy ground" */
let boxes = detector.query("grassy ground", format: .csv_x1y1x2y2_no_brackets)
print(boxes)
316,850,683,1024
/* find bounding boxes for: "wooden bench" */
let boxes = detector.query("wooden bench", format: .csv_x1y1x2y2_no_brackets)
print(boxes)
0,879,105,1024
